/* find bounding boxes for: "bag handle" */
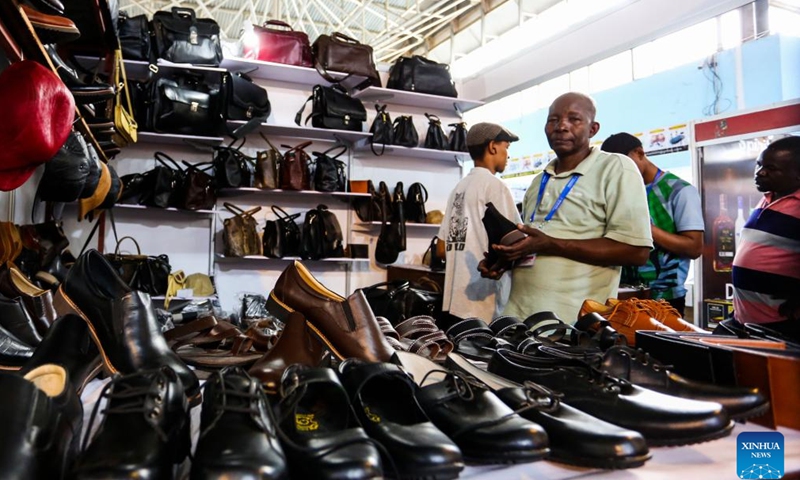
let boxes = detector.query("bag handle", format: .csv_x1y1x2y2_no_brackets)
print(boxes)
314,144,348,160
114,236,143,256
114,47,135,127
223,202,261,218
331,32,361,45
259,132,280,153
410,182,428,204
171,7,197,23
425,113,441,124
281,140,313,154
271,205,301,222
154,152,183,171
263,20,294,30
181,160,213,174
294,94,314,126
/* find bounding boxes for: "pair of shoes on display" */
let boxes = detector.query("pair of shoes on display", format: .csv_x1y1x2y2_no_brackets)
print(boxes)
579,298,676,346
20,3,80,44
53,249,201,406
0,264,57,336
43,45,115,105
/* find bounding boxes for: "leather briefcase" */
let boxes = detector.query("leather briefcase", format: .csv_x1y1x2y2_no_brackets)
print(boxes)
225,71,270,121
152,7,223,66
312,32,381,88
150,72,225,136
387,55,458,97
249,20,313,67
295,84,366,132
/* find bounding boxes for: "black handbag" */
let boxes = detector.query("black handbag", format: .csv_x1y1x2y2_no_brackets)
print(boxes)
302,205,344,260
375,181,406,264
214,138,254,189
392,115,419,148
141,152,185,208
152,7,223,65
181,160,216,210
263,206,302,259
386,56,458,98
423,113,447,150
362,280,443,325
424,235,446,271
312,144,348,192
105,236,172,296
150,72,225,136
448,122,468,152
353,180,381,222
369,104,392,155
295,84,366,132
405,182,428,224
118,11,152,61
225,71,271,121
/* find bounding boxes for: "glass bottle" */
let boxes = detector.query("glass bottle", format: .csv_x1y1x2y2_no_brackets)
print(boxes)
713,193,735,272
734,195,746,250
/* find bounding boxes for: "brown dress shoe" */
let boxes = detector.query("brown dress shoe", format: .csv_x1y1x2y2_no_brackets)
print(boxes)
267,261,396,363
20,5,80,43
579,299,674,346
0,266,57,336
607,298,707,334
248,311,328,393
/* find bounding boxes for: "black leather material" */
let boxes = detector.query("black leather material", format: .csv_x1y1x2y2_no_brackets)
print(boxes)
369,104,392,148
598,345,769,420
339,360,464,479
263,206,302,259
152,7,223,65
488,349,734,446
301,205,344,260
448,122,468,152
38,131,91,203
362,280,442,325
423,113,447,150
44,45,115,104
276,365,383,480
214,141,254,189
150,72,225,136
80,143,102,200
296,84,366,132
192,367,287,479
0,292,42,347
58,250,200,405
118,11,152,61
73,367,190,479
20,315,100,394
387,56,457,97
482,201,526,267
392,115,419,148
225,71,271,121
405,182,427,224
0,365,83,480
0,323,34,368
312,144,348,192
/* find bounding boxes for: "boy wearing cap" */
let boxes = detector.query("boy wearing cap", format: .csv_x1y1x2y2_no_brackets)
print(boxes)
437,122,521,322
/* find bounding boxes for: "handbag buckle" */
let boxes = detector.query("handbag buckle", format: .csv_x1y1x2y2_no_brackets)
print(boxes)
190,26,198,45
344,114,350,125
191,102,199,112
246,106,254,119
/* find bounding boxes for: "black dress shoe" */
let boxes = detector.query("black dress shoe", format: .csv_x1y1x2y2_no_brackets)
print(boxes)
73,367,191,480
488,349,734,446
339,360,464,479
54,250,201,406
43,45,114,104
0,323,34,370
393,351,549,464
191,367,288,480
20,314,101,394
482,202,526,268
0,364,83,479
591,345,769,421
275,365,383,480
0,292,42,347
446,353,651,469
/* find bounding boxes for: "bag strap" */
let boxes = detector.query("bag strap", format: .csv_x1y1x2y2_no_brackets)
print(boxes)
171,6,197,23
259,132,280,153
425,113,441,124
263,20,294,30
181,160,213,174
332,32,361,44
154,152,183,171
411,182,428,203
315,144,348,160
224,203,261,218
281,140,313,155
294,94,314,126
114,236,143,256
114,47,135,120
271,205,300,222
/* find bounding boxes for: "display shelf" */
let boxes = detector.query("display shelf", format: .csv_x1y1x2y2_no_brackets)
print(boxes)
354,221,441,231
220,57,361,88
227,121,372,143
75,56,227,80
137,131,225,146
218,188,369,199
351,86,484,114
215,254,369,264
354,140,469,162
113,204,216,215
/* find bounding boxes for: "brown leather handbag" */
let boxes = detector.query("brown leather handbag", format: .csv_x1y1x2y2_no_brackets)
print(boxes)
181,161,216,210
255,133,281,190
279,141,312,191
311,33,381,87
222,203,262,257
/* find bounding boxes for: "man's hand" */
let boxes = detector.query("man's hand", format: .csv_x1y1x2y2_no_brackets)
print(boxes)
478,253,510,280
493,224,554,262
779,297,800,321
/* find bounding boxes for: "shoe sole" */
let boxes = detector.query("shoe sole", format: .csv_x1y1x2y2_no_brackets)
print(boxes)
731,401,770,422
646,420,734,447
0,364,22,371
268,291,348,361
463,447,549,465
54,286,202,407
547,452,651,470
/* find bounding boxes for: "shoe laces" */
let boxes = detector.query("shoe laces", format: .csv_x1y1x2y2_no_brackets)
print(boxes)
568,363,630,394
199,370,274,440
82,369,171,452
521,381,563,414
618,346,674,372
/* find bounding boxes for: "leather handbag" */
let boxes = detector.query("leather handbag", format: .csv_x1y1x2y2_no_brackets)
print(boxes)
312,144,348,192
392,115,419,148
249,20,313,67
353,180,380,222
141,152,185,208
255,133,280,189
150,72,225,136
423,236,445,271
295,84,366,132
369,104,392,155
180,160,215,210
113,48,137,146
225,71,270,121
405,182,428,224
311,32,381,88
118,11,152,61
105,236,171,296
152,7,223,66
222,203,262,257
448,122,468,152
362,280,443,325
423,113,447,150
280,141,312,190
302,204,344,260
214,138,254,189
262,206,301,258
386,55,458,97
375,181,406,264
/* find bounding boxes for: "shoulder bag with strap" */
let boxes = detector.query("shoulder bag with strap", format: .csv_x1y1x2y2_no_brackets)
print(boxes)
295,84,367,132
312,144,348,192
180,160,216,210
280,141,312,190
255,133,281,189
263,205,302,259
222,203,262,257
423,113,447,150
113,47,137,146
405,182,428,224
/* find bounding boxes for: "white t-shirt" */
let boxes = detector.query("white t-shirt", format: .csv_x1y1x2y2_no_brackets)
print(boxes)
438,167,521,321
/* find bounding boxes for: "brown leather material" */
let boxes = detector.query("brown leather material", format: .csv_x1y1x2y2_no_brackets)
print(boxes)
608,298,707,334
21,5,80,32
579,299,674,347
0,266,57,336
222,203,262,257
270,261,395,363
248,311,327,393
312,32,380,87
279,141,311,191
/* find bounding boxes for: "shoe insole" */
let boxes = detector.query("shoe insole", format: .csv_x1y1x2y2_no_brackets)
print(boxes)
10,268,46,296
446,352,521,392
23,364,67,397
394,351,448,387
359,376,422,426
295,261,343,301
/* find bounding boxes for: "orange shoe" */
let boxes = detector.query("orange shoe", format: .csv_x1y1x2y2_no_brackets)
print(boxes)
606,298,707,334
579,299,674,346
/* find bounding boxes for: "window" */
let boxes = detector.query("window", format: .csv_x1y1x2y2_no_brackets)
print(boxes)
770,6,800,37
588,50,632,93
719,9,742,50
649,19,718,75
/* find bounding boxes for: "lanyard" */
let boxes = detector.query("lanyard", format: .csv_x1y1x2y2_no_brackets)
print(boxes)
646,169,663,196
530,172,580,227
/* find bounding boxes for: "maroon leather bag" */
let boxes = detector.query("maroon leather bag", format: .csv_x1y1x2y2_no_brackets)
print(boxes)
279,141,312,191
251,21,313,67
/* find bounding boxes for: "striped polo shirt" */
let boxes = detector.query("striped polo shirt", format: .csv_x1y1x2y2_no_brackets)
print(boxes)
732,190,800,324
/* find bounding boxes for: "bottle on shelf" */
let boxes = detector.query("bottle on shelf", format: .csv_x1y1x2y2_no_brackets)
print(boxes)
713,193,736,272
734,195,746,250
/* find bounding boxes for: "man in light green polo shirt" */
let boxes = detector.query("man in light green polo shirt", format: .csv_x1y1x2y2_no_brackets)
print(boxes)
485,92,653,323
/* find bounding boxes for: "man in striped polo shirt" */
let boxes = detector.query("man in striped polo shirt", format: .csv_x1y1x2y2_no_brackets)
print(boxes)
732,136,800,339
601,133,704,316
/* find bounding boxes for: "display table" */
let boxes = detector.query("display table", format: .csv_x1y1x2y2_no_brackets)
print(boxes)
79,378,800,479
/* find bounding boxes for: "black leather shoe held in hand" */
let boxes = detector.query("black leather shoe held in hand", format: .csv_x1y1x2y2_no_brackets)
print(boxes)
482,202,526,267
339,360,464,480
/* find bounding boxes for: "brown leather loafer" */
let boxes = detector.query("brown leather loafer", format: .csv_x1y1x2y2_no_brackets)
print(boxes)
0,265,57,336
579,299,674,346
607,298,707,333
267,261,395,363
20,5,80,43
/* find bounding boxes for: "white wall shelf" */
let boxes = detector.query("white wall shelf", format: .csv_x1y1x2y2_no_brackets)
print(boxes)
215,254,369,264
220,57,365,89
351,86,484,114
354,140,468,162
227,121,372,144
218,188,369,200
76,57,226,81
137,132,225,146
114,204,216,215
353,221,441,231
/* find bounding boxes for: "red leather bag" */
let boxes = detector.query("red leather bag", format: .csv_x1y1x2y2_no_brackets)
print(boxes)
249,21,313,67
